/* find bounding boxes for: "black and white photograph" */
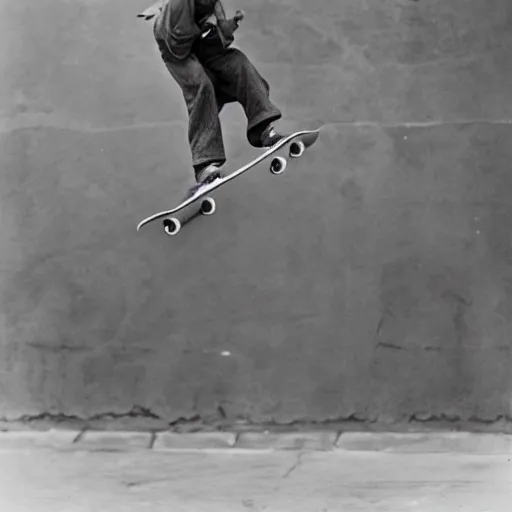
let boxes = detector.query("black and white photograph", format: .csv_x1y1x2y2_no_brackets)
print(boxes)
0,0,511,510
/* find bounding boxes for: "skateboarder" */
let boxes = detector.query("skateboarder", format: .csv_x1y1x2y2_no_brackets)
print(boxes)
138,0,286,197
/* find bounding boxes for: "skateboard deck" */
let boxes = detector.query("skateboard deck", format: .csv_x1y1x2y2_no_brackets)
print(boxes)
136,128,320,235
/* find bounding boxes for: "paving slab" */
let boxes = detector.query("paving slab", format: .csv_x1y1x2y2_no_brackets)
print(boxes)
153,431,237,450
237,430,338,450
336,432,512,454
0,429,78,450
77,431,153,451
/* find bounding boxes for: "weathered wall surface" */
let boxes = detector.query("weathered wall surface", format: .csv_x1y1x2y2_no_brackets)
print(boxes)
1,0,511,425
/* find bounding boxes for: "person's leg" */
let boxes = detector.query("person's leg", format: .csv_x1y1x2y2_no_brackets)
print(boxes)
156,39,226,181
197,43,283,147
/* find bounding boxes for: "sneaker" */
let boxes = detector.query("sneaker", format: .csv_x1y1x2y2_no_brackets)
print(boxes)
196,163,224,183
185,163,224,199
259,124,284,148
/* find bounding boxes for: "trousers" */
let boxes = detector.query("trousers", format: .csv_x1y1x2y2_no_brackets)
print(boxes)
155,32,282,175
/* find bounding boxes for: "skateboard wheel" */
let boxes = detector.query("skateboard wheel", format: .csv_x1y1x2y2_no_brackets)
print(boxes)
163,217,181,236
201,197,216,215
269,156,287,175
289,140,305,158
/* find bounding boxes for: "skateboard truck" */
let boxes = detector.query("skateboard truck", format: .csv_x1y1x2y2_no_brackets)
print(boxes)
163,197,216,236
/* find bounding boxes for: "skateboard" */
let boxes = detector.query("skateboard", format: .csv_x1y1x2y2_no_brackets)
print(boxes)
136,129,320,235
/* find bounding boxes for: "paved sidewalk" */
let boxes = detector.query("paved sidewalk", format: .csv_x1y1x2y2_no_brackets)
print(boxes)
0,431,511,511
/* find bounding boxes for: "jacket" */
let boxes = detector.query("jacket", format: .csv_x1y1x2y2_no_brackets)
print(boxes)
138,1,223,60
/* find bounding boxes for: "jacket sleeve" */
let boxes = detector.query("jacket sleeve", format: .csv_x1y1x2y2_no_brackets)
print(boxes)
137,0,166,20
213,1,227,20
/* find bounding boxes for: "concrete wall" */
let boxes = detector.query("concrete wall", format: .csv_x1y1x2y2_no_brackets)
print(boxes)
1,0,511,425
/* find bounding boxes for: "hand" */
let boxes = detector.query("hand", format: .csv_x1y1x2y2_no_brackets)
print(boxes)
234,10,244,24
218,12,243,42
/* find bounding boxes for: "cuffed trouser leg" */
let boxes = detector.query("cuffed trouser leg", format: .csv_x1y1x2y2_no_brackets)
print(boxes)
195,42,282,147
158,42,227,175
